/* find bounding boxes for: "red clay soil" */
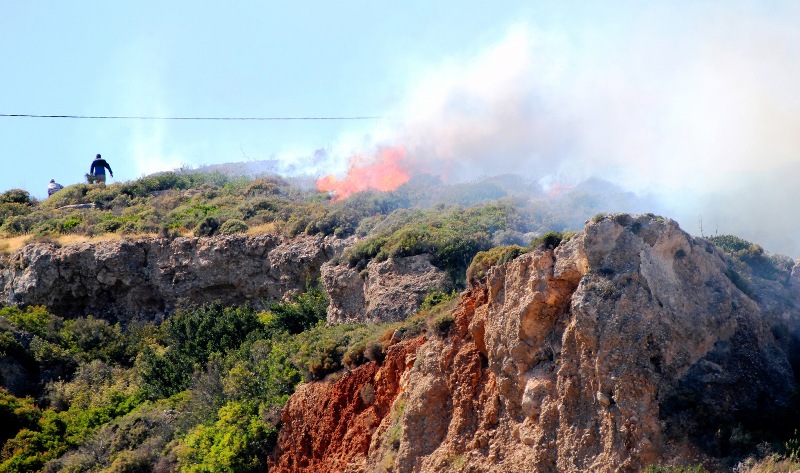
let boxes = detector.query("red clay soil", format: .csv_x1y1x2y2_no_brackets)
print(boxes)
267,337,425,473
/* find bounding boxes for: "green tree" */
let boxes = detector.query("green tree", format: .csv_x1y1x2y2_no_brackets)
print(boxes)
263,282,328,335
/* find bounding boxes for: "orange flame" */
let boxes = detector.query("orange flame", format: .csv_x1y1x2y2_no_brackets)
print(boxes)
316,147,411,199
546,182,574,197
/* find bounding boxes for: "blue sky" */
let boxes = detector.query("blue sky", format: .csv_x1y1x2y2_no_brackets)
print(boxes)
1,1,526,188
2,1,800,256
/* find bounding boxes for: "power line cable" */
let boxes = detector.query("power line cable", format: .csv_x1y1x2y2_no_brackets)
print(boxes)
0,113,383,120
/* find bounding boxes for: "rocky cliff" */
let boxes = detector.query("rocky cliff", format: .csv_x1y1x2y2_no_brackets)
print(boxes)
0,234,345,323
322,254,449,324
269,214,800,472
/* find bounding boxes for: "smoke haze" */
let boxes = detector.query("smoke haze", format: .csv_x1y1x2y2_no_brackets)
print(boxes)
322,2,800,256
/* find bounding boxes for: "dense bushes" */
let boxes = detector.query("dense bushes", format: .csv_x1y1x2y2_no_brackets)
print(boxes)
0,172,415,242
136,303,264,400
178,400,277,473
0,189,36,205
339,201,531,286
219,218,248,234
262,282,329,335
0,389,40,446
709,235,794,283
0,282,405,471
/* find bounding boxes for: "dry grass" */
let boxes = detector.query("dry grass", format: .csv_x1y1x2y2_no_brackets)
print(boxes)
736,455,800,473
0,223,284,255
0,223,278,255
56,233,126,245
246,222,281,235
0,235,35,254
0,233,162,254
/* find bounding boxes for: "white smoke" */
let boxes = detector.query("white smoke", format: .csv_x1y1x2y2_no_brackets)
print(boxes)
349,3,800,256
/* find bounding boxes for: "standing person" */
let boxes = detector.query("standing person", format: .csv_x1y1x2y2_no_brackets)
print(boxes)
47,179,64,196
90,154,113,185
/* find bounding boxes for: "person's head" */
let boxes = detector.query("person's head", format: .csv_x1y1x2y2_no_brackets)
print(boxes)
50,179,55,183
96,154,101,159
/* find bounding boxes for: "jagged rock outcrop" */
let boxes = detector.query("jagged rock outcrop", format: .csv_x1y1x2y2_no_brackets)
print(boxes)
0,234,346,323
322,254,449,324
269,337,425,472
270,214,800,472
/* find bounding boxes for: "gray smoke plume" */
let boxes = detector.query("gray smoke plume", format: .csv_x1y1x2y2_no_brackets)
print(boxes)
326,3,800,256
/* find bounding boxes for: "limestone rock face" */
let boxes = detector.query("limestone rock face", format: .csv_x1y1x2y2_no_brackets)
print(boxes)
0,234,344,323
322,254,449,324
270,214,800,472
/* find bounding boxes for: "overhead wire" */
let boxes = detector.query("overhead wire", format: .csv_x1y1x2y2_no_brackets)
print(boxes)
0,113,382,120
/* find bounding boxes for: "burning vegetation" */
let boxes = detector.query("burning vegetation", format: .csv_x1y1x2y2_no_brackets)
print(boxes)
316,147,412,200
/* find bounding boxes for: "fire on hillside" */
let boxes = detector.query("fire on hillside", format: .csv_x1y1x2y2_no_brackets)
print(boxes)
316,146,412,200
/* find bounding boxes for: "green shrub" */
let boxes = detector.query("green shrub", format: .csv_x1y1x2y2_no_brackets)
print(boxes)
135,345,193,401
0,417,67,472
466,245,527,285
344,236,389,270
340,202,528,287
219,219,249,235
531,231,566,250
314,191,407,237
41,184,92,209
57,214,83,233
179,400,276,473
1,189,35,205
136,303,263,401
710,235,792,282
60,316,136,365
0,389,41,445
430,314,455,338
237,197,281,221
244,179,281,198
263,282,329,335
343,341,368,369
0,214,35,235
591,213,606,223
0,386,144,472
708,234,751,254
306,337,345,380
1,305,62,339
193,216,220,237
419,290,458,312
86,186,122,210
0,202,34,227
363,340,385,363
168,202,217,232
164,303,263,365
120,172,192,197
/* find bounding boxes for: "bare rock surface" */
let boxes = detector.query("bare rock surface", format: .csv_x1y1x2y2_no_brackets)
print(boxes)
268,337,425,473
322,254,449,324
0,234,345,323
271,214,800,472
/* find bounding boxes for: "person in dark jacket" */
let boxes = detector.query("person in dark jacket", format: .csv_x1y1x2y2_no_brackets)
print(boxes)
90,154,113,185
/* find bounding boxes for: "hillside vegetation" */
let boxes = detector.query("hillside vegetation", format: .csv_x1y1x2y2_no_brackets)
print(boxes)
1,172,797,472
